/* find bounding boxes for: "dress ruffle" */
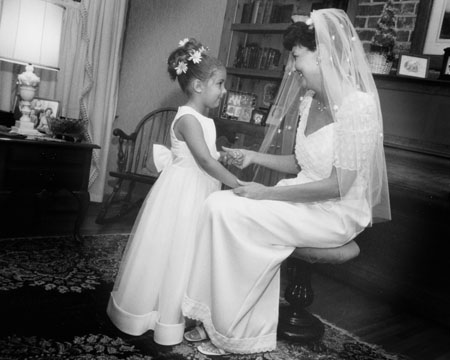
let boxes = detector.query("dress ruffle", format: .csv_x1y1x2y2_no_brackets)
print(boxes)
182,295,277,354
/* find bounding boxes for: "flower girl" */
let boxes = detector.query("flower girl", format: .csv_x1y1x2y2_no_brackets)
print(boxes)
107,38,240,346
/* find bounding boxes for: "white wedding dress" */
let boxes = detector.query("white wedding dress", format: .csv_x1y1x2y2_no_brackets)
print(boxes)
107,106,221,345
182,92,378,354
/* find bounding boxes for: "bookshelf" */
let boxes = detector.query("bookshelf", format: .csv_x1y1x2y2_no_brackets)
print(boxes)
216,0,351,116
214,0,301,147
217,0,296,108
213,0,302,182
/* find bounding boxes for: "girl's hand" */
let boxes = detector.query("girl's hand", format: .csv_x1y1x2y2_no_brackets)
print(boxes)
221,147,242,165
222,147,254,169
218,151,229,164
233,180,269,200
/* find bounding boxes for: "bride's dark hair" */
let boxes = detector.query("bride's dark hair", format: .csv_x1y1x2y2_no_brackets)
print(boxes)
283,21,316,51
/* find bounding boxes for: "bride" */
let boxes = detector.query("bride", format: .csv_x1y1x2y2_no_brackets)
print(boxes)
181,8,391,356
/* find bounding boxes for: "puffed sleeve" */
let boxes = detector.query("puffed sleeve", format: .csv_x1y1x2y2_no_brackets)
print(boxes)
333,91,380,174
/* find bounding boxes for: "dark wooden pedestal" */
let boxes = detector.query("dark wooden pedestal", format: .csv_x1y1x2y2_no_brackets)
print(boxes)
278,258,324,346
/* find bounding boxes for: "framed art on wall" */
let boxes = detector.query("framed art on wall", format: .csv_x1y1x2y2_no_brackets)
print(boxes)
397,54,430,79
423,0,450,56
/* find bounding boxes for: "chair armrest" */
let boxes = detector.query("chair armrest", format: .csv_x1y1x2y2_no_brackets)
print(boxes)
291,240,360,265
112,128,135,141
112,128,137,173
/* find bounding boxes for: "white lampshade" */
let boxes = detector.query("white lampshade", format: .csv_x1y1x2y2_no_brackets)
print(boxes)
0,0,64,70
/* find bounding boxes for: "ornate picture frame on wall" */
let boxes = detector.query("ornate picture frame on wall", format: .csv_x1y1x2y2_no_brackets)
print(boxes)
410,0,450,69
422,0,450,56
397,54,430,79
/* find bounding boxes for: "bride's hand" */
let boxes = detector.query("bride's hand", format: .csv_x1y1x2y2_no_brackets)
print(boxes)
233,180,269,200
222,147,254,169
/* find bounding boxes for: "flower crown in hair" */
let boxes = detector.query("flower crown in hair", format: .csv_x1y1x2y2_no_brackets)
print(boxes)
175,39,208,76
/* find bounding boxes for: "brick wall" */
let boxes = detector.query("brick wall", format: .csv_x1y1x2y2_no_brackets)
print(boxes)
354,0,420,54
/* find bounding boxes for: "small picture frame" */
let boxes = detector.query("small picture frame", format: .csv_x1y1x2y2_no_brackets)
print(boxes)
396,54,430,79
262,82,278,107
220,91,256,121
14,96,60,125
251,108,268,126
31,97,60,118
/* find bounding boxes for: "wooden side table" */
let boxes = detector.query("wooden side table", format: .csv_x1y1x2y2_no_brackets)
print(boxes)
0,137,100,241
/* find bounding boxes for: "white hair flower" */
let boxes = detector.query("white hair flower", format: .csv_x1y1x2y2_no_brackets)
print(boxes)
178,38,189,47
175,61,188,75
188,50,202,64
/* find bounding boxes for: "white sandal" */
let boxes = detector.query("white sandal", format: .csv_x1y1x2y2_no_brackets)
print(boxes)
197,341,229,356
184,325,208,342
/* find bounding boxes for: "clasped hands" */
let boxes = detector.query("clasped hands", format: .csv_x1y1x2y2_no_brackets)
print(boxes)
220,146,269,200
220,146,244,168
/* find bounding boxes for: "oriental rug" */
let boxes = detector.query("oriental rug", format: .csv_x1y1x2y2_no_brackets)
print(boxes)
0,234,408,360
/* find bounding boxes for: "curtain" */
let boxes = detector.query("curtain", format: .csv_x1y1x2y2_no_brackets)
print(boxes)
76,0,129,202
0,0,129,203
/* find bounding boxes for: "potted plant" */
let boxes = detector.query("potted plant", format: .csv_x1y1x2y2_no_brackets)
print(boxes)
368,0,397,74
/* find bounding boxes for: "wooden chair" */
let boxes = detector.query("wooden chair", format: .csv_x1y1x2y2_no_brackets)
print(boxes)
278,240,360,348
96,107,177,224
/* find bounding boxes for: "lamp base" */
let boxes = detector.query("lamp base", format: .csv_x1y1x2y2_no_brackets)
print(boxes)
11,120,43,136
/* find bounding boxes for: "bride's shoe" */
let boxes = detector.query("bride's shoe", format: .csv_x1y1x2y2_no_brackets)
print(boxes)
197,341,229,356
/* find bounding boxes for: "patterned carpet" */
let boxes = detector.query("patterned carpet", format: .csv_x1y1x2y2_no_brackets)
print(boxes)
0,234,408,360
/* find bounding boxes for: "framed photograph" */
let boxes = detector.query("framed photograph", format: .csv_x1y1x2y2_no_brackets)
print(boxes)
396,54,430,79
220,91,256,121
423,0,450,56
251,108,268,126
262,82,278,107
14,96,60,121
31,97,60,118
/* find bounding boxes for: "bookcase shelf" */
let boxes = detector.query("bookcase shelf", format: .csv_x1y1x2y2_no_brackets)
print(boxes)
214,0,296,159
226,67,283,80
230,22,291,33
218,1,293,108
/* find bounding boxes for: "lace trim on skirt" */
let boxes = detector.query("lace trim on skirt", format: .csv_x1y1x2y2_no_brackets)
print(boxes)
182,295,277,354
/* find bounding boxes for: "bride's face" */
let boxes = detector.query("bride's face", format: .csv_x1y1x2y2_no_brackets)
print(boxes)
291,45,322,92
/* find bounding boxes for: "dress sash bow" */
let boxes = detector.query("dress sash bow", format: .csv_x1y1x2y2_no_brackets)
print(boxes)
153,144,173,172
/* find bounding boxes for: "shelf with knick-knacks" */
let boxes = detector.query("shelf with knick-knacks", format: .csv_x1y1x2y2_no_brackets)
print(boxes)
215,1,298,122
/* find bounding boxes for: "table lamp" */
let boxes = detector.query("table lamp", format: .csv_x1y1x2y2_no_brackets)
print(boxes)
0,0,64,135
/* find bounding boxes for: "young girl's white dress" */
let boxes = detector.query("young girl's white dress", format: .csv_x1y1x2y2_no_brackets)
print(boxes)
182,92,379,353
107,106,221,345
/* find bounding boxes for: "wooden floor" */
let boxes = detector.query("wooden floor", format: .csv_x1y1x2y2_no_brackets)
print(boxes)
7,200,444,360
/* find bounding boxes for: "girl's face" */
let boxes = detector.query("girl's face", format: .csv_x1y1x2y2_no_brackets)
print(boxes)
202,67,227,109
291,45,322,92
